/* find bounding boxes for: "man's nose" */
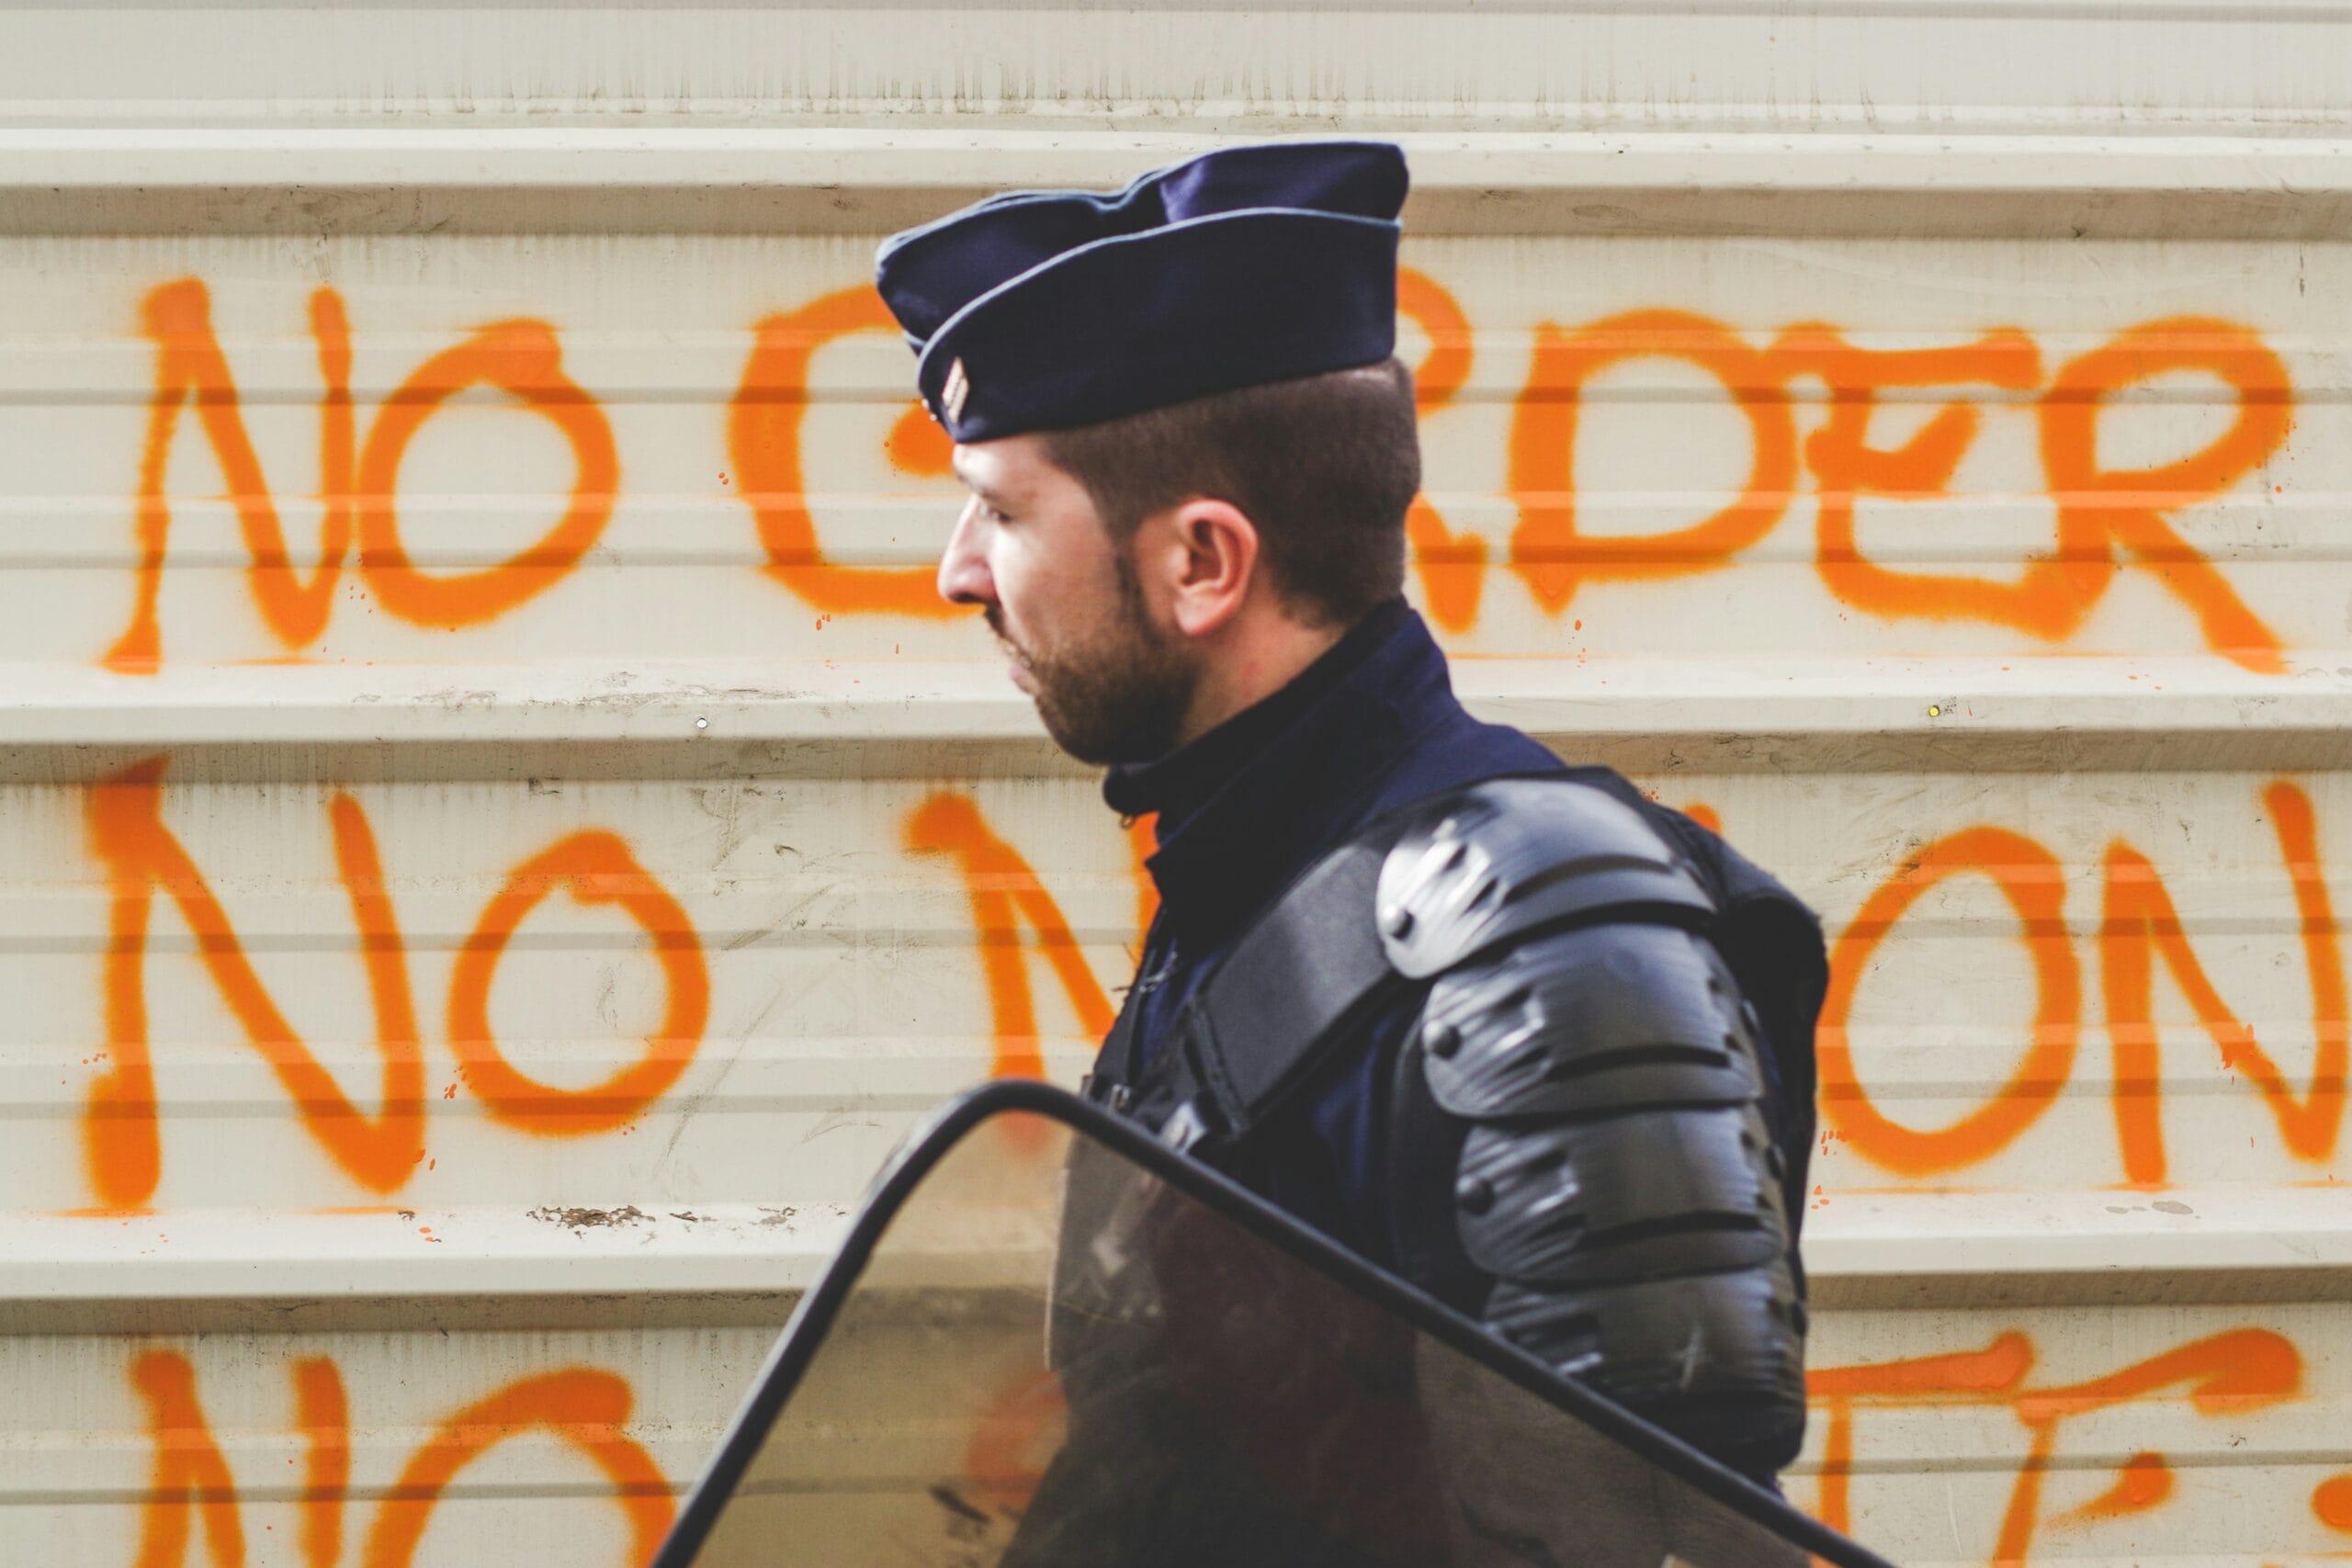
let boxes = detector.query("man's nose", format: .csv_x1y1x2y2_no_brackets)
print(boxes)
936,501,995,608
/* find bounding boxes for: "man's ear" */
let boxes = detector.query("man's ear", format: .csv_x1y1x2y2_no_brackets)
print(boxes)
1138,498,1260,639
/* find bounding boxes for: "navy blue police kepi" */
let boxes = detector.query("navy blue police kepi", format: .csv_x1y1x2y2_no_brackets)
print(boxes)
875,140,1408,443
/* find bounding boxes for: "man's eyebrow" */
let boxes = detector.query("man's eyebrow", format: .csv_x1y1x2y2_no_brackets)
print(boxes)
951,457,1012,507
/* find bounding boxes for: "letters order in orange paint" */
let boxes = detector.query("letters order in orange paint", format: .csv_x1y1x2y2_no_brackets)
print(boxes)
1500,310,2290,669
129,1349,672,1568
1808,1326,2300,1564
84,757,707,1206
1823,780,2350,1183
729,285,962,619
107,278,617,671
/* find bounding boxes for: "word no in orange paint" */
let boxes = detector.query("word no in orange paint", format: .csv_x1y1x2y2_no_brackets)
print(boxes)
1808,1326,2301,1564
129,1348,671,1567
1819,779,2347,1182
84,757,707,1207
107,279,618,671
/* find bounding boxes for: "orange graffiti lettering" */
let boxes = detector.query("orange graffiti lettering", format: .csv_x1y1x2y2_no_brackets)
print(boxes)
130,1349,245,1568
108,280,355,672
86,757,424,1208
1771,326,2056,630
1508,310,1798,614
1396,268,1486,631
905,793,1115,1082
2041,318,2291,673
353,321,617,630
85,759,706,1202
2052,1450,2172,1526
2100,780,2347,1185
731,285,959,617
107,279,613,668
1819,828,2079,1174
2314,1472,2352,1532
361,1369,673,1568
964,1368,1069,1512
129,1351,668,1568
1809,1332,2034,1537
1810,1326,2301,1564
447,833,710,1135
297,1358,350,1568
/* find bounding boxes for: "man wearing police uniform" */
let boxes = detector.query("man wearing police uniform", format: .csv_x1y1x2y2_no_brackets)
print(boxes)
876,141,1823,1529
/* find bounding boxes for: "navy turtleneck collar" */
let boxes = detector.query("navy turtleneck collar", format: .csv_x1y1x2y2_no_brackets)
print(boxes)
1102,597,1453,942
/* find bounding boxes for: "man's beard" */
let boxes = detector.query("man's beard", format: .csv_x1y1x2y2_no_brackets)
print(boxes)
990,572,1197,765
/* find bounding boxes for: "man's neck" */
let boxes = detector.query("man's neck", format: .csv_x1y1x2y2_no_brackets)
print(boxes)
1170,612,1348,750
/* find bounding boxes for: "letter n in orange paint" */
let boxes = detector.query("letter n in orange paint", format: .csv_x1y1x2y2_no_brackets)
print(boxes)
107,279,356,672
84,757,424,1207
905,794,1115,1083
130,1349,246,1568
2100,780,2346,1185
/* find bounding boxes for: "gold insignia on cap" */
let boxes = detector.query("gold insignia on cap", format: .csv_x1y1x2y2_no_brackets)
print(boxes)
941,358,971,423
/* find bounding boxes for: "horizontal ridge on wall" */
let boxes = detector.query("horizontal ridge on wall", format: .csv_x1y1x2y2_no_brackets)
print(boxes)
0,659,2342,782
0,130,2348,238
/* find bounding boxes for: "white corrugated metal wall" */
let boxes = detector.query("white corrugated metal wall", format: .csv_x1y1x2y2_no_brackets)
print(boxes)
2,3,2348,1562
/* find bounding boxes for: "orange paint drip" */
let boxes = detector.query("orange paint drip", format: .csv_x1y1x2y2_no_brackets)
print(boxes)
2313,1472,2352,1532
85,758,425,1207
731,286,960,617
2053,1450,2173,1526
1819,829,2080,1174
447,832,709,1135
2100,780,2347,1184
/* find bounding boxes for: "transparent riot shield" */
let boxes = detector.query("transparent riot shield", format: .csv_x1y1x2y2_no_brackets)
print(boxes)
656,1081,1895,1568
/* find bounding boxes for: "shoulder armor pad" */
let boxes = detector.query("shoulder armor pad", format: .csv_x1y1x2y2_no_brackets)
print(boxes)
1420,922,1763,1121
1376,779,1714,979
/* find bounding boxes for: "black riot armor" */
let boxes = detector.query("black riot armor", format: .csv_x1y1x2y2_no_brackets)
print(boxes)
1082,775,1814,1477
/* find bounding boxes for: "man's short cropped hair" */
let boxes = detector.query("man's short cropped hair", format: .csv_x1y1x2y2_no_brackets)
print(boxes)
1041,357,1418,627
